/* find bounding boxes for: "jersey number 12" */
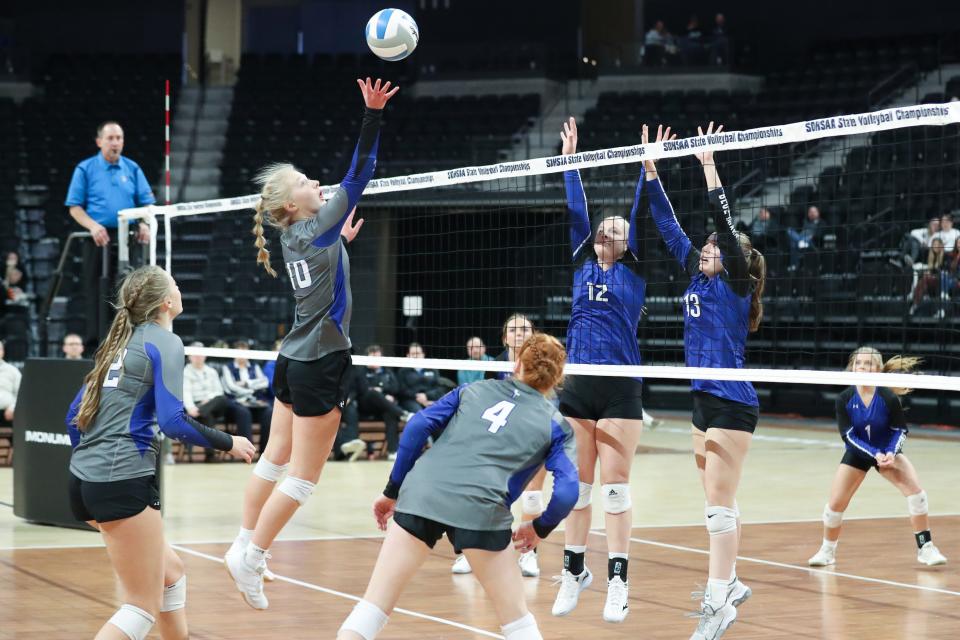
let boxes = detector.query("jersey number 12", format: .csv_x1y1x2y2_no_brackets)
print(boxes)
482,401,516,434
587,282,608,302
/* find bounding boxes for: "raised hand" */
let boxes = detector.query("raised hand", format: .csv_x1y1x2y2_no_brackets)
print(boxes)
560,116,578,155
641,123,676,175
695,121,724,166
340,207,365,243
357,77,400,109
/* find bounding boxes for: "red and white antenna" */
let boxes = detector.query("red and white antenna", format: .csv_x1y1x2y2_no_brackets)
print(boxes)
164,79,171,206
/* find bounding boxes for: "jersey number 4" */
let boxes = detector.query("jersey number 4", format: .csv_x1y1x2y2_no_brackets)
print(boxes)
285,260,312,290
482,401,516,434
103,349,128,388
684,293,701,317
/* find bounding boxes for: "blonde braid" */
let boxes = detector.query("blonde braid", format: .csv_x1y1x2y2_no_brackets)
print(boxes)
253,201,277,277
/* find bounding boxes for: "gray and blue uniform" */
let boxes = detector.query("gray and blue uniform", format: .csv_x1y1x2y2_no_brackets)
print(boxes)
385,378,579,538
67,323,233,482
278,107,381,362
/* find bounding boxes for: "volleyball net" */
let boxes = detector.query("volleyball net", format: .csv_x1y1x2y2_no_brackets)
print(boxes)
118,101,960,414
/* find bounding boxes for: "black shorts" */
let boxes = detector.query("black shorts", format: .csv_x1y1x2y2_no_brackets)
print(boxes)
69,473,161,523
393,512,512,555
273,350,352,417
840,445,902,472
559,375,644,421
692,391,759,434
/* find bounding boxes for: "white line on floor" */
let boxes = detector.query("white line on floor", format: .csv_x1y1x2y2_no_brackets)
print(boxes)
172,544,504,639
588,531,960,597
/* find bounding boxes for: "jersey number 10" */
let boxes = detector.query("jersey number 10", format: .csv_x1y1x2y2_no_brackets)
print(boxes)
286,260,312,290
482,401,516,434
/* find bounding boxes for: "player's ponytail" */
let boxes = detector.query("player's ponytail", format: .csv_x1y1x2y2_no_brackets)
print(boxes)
251,162,298,278
737,232,765,332
74,266,171,431
516,333,566,393
846,346,922,396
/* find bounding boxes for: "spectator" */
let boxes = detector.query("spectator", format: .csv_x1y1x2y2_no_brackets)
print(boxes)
0,340,20,425
748,207,778,255
2,252,27,305
65,121,156,343
910,237,959,318
183,342,253,461
398,342,447,414
341,344,413,461
932,213,960,255
680,15,705,63
787,205,823,270
221,341,274,453
458,336,493,385
710,12,730,65
62,333,85,360
644,20,675,65
906,216,940,263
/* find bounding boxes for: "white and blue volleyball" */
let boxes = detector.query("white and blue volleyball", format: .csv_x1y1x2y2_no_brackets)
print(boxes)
365,8,419,61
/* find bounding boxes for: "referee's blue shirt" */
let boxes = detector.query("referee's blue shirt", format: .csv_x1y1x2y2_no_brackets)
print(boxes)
65,153,155,228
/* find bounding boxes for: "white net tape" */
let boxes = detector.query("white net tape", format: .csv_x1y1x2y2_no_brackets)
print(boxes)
123,102,960,389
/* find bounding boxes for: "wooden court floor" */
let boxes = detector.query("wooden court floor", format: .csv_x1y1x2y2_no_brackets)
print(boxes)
1,416,958,638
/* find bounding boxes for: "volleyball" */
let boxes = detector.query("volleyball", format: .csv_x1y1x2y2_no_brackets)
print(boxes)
365,8,419,61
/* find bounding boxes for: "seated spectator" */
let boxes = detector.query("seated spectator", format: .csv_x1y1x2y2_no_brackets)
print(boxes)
183,342,253,461
910,237,959,317
0,339,20,425
2,252,27,305
679,14,705,64
748,207,779,255
398,342,448,414
932,213,960,255
644,20,676,65
62,333,85,360
340,344,413,461
710,12,730,65
787,205,823,270
221,340,274,453
905,216,940,263
458,336,493,385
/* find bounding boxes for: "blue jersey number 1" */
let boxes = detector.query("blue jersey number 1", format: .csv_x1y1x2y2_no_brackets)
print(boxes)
482,401,516,434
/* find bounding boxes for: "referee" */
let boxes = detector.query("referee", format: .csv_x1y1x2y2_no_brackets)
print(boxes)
65,121,155,344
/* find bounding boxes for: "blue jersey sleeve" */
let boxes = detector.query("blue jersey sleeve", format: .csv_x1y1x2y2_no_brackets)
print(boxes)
647,176,696,275
626,173,645,256
290,107,382,250
144,335,234,451
65,386,84,449
844,427,881,459
884,428,907,455
384,385,463,498
564,170,592,259
64,164,88,207
532,418,579,538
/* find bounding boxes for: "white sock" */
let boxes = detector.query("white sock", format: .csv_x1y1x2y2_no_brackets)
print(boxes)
705,578,729,609
236,528,254,547
244,543,267,568
822,538,838,551
565,545,587,553
501,612,541,640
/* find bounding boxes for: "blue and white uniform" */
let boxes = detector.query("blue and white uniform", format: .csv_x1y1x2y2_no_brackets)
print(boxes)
648,177,760,431
558,169,647,421
836,386,907,471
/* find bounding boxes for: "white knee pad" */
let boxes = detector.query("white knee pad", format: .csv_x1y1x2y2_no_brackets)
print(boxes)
339,599,389,640
705,505,738,536
574,482,592,510
278,476,315,505
501,612,542,640
108,604,155,640
253,457,288,482
601,483,632,515
160,574,186,613
822,505,844,528
521,490,545,515
907,491,928,516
